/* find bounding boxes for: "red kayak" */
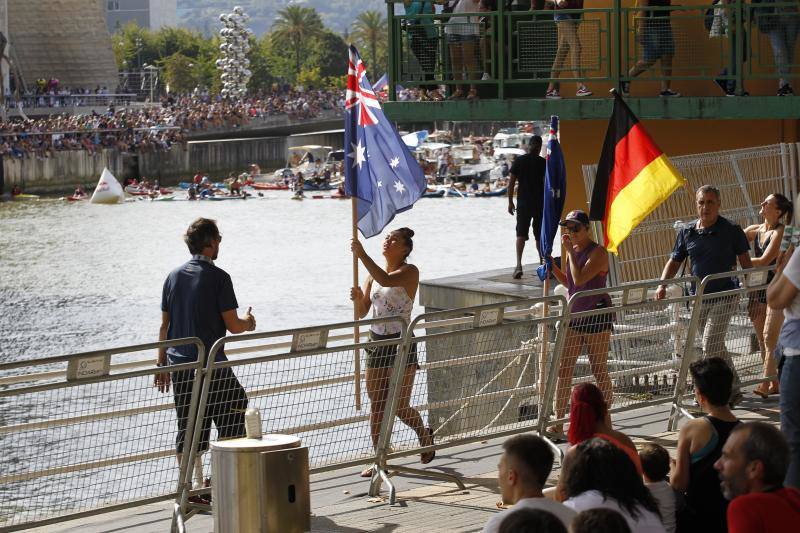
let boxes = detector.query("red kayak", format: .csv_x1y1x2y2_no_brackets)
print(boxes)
66,195,87,202
251,183,289,191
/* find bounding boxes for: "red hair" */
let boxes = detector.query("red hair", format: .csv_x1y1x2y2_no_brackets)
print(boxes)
567,383,607,445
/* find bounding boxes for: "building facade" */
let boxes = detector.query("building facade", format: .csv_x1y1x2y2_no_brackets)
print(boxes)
105,0,177,32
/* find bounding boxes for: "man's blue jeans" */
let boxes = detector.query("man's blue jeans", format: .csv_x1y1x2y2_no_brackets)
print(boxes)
780,353,800,488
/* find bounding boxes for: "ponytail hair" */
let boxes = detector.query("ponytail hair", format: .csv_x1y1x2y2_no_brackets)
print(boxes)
395,227,415,261
567,383,607,445
772,193,793,224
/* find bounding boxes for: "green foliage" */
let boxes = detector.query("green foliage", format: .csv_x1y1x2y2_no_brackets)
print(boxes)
113,4,359,92
350,10,388,76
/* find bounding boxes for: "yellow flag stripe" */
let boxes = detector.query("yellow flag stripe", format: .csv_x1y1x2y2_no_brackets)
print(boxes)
605,154,686,254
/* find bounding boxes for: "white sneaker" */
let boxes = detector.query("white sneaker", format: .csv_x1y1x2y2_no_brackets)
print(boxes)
481,72,491,80
576,86,592,97
545,89,561,99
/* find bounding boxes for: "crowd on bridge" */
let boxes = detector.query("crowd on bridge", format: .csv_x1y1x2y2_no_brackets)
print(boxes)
0,87,345,159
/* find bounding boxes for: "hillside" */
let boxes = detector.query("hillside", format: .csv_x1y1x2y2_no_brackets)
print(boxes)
177,0,384,35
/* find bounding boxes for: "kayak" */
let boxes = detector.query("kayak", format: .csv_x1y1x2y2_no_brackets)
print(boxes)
445,188,467,198
12,194,40,201
251,183,289,191
151,195,175,202
66,195,88,202
205,195,247,201
422,190,445,198
303,182,334,191
474,187,508,198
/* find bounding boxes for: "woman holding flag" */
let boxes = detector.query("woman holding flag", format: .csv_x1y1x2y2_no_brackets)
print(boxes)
350,228,435,476
549,210,614,434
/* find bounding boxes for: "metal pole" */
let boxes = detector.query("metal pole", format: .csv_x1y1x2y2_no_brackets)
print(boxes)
388,1,397,102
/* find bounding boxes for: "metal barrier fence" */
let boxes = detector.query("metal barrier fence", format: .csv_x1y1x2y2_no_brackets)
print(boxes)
1,269,787,525
537,277,700,439
369,296,569,502
668,266,779,429
387,1,799,98
0,338,205,532
582,143,794,285
174,317,411,521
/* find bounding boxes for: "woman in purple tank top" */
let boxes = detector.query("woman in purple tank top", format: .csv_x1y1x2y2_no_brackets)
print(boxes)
550,210,614,434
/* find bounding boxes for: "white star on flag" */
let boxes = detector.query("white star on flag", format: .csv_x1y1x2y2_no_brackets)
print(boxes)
377,180,382,187
349,141,366,169
393,180,406,195
390,156,400,169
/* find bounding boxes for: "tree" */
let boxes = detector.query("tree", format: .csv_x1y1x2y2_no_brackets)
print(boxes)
350,10,387,75
271,5,324,76
162,53,197,94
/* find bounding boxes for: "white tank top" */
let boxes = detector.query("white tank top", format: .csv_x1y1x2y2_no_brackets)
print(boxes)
370,284,414,335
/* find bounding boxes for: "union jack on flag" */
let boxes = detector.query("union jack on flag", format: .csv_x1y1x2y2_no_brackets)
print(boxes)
344,45,426,239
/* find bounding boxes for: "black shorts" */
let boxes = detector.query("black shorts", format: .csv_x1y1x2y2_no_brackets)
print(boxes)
516,205,542,241
172,365,248,454
568,301,614,335
365,331,419,369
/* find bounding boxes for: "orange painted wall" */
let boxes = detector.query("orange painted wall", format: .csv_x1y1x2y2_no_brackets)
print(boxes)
559,118,800,212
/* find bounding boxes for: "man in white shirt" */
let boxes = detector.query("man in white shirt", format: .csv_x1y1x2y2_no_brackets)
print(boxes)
482,434,576,533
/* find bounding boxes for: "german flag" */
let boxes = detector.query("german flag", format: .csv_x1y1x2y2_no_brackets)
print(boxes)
590,92,686,254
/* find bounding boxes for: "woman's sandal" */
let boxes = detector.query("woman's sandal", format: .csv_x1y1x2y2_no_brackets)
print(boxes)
420,427,436,464
360,466,374,478
447,90,464,100
753,385,769,399
466,89,479,101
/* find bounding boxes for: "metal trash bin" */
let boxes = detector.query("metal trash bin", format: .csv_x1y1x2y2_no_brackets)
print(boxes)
211,434,310,533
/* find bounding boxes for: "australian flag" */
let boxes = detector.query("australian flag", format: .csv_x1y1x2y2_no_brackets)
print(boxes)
344,45,426,238
537,116,567,281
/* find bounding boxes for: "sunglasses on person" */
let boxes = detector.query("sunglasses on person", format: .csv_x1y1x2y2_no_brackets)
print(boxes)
564,223,583,233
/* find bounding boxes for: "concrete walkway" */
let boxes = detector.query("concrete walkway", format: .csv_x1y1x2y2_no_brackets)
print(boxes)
25,397,781,533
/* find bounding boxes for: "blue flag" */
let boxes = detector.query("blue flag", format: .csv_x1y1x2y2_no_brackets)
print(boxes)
537,116,567,281
344,45,426,238
373,73,389,92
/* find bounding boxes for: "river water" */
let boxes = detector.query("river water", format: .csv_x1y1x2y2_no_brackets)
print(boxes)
0,193,556,363
0,193,560,524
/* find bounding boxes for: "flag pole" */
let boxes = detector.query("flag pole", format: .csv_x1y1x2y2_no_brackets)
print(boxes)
539,268,550,420
352,197,362,411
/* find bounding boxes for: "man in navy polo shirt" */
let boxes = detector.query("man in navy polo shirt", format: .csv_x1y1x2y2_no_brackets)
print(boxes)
656,185,752,401
155,218,256,497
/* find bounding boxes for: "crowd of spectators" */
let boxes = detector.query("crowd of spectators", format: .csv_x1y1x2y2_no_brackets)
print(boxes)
0,86,345,159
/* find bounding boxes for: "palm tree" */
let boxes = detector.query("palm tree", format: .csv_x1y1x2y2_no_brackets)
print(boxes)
271,5,324,75
351,10,387,73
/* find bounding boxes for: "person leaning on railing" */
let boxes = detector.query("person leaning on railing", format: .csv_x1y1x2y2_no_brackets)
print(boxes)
743,193,792,398
350,228,435,477
549,210,614,433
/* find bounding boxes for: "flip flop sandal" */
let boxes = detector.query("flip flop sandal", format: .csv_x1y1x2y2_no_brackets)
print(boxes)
512,267,523,279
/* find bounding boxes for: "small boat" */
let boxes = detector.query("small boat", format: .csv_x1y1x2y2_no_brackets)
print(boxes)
205,194,247,201
66,194,88,202
251,183,289,191
445,188,467,198
151,195,176,202
422,190,445,198
12,193,40,201
474,187,508,198
125,185,156,197
303,182,334,191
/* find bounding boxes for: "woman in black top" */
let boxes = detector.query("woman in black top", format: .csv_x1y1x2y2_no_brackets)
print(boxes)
670,358,740,533
744,193,793,397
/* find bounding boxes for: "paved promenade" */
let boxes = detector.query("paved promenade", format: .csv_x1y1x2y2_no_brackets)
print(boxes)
27,399,780,533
